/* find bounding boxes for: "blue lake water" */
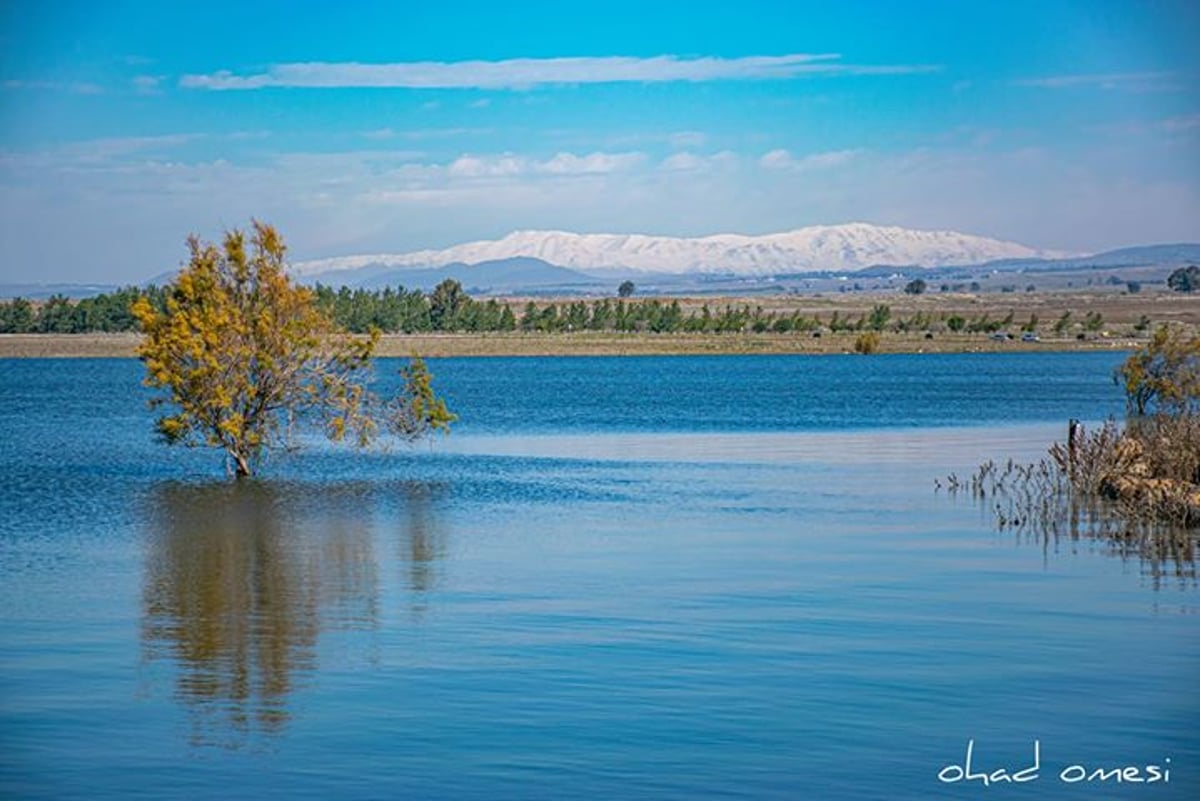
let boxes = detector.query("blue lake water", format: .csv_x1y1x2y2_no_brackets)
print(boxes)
0,353,1196,799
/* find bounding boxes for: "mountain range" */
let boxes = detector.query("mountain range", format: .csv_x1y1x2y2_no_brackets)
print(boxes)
292,223,1074,281
3,224,1197,299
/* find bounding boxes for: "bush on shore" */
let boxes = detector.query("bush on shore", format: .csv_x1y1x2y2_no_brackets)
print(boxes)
944,326,1200,577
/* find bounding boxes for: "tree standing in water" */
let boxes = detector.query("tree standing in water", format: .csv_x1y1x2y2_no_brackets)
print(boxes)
133,221,454,477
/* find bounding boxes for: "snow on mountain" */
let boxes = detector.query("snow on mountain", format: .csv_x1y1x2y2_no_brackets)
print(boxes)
292,223,1070,278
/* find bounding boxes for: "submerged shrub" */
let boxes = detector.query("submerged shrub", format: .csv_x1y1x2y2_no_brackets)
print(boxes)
942,329,1200,581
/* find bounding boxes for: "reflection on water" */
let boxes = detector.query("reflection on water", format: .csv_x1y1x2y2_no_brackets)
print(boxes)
939,447,1198,588
140,481,446,746
396,481,447,607
14,356,1200,799
994,500,1197,588
438,424,1070,465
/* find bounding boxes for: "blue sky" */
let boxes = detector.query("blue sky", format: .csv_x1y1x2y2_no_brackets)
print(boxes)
1,0,1198,282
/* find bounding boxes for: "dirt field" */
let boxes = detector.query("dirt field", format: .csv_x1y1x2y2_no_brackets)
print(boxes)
1,291,1194,358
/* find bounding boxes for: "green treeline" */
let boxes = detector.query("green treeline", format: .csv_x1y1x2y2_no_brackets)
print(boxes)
311,287,968,335
313,283,829,334
0,286,168,334
0,279,1085,337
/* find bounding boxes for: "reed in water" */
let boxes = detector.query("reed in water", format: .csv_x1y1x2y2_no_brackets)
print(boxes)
941,325,1200,581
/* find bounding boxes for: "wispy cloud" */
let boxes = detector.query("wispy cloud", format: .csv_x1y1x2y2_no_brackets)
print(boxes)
1161,113,1200,133
180,54,938,91
2,79,103,95
660,151,738,172
6,135,1198,280
1014,71,1179,92
661,152,706,172
538,151,645,174
361,128,398,140
360,127,492,141
759,148,859,171
448,151,646,177
668,131,708,149
447,154,526,178
132,75,163,94
0,133,276,177
61,134,201,163
1090,112,1200,138
600,130,712,150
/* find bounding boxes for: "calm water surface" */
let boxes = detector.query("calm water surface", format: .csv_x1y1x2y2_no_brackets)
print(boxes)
0,354,1196,800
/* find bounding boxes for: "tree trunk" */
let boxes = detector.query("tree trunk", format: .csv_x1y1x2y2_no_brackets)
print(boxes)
231,451,252,478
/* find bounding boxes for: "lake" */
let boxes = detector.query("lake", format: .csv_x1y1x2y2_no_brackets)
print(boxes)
1,353,1196,800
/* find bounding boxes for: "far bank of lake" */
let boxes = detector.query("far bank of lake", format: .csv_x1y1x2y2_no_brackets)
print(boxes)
0,330,1153,358
5,288,1195,357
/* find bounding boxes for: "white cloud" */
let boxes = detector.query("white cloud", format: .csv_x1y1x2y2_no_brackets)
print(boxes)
446,150,645,177
537,151,644,174
802,149,860,169
759,148,859,171
759,149,796,170
180,54,938,91
447,154,526,177
660,151,739,172
662,152,705,171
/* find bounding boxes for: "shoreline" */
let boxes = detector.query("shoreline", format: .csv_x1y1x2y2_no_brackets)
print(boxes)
0,331,1148,358
3,290,1193,358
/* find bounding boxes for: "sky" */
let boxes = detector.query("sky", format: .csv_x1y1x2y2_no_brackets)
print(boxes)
1,0,1198,283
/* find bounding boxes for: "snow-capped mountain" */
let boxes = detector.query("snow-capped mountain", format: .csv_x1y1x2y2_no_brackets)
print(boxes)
292,223,1071,279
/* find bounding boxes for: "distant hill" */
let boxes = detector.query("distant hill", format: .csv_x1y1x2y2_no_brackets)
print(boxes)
842,244,1200,280
307,256,601,292
946,244,1200,276
1034,243,1200,269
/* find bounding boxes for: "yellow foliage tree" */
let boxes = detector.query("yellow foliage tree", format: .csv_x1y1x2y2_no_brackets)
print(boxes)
132,221,453,477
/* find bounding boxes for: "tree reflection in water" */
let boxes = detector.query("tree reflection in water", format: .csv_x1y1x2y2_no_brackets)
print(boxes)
397,480,446,611
141,480,446,746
